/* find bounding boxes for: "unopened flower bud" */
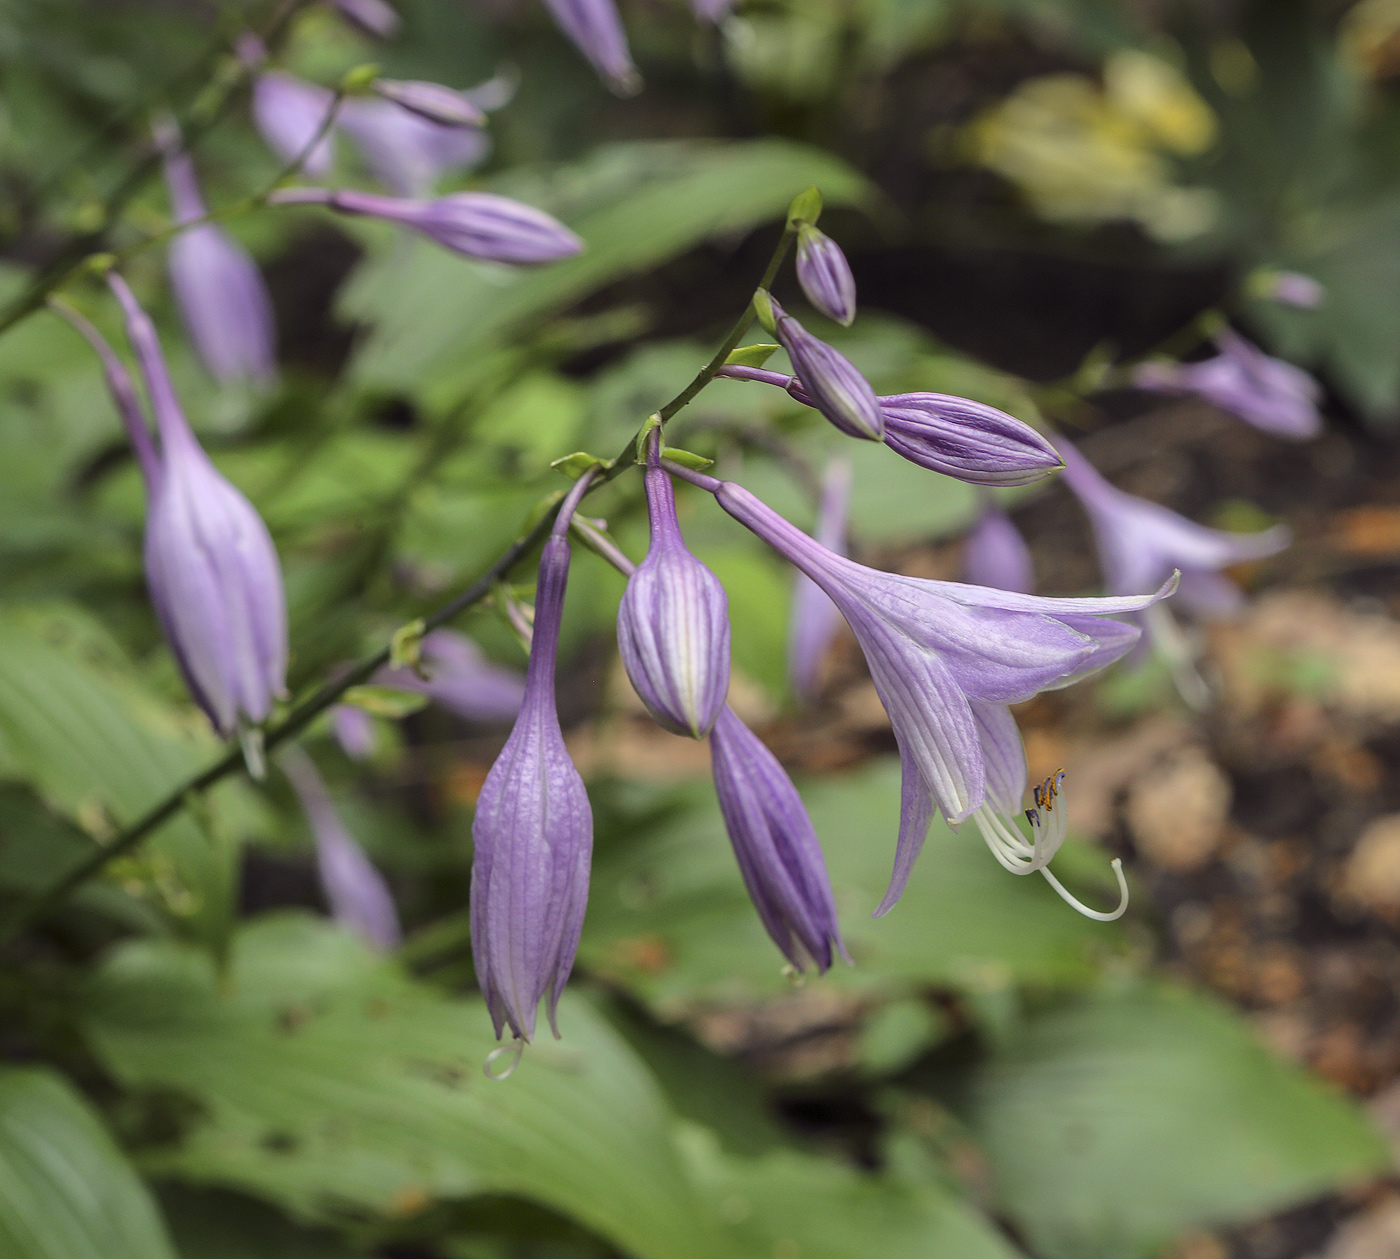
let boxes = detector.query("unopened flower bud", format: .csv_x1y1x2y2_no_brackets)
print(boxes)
877,394,1062,486
771,298,882,441
371,78,486,127
963,496,1034,593
795,225,856,326
542,0,640,95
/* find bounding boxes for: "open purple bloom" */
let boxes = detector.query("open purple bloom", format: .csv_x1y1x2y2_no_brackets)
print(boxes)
710,707,846,971
329,0,400,37
159,130,277,385
665,462,1173,917
789,456,850,698
271,187,583,264
963,496,1034,594
283,749,401,950
1132,330,1322,440
770,297,882,441
376,629,525,723
795,225,856,327
337,98,489,197
250,69,338,179
541,0,640,95
1057,438,1289,618
471,476,595,1042
104,274,288,737
617,447,730,737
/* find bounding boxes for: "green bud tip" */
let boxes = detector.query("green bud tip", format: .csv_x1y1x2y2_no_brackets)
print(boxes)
787,186,823,228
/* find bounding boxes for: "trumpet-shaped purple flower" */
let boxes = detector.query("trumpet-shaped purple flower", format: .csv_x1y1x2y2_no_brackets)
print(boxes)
795,226,857,327
329,0,400,38
542,0,640,95
789,456,850,698
963,496,1034,594
337,98,489,197
1057,438,1289,618
769,297,883,441
270,187,583,265
376,629,525,722
106,274,288,736
664,461,1173,916
371,78,486,127
1132,330,1322,441
283,749,401,950
159,131,277,385
471,476,595,1042
249,68,338,179
617,449,730,737
710,707,846,971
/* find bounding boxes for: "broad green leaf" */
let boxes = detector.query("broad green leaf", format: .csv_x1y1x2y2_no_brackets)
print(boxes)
0,1065,177,1259
158,1186,365,1259
968,985,1389,1259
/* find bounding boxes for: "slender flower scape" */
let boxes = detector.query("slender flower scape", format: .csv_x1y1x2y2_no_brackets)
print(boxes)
541,0,640,95
795,225,857,326
157,123,277,384
789,456,851,698
765,296,883,441
471,475,596,1043
664,461,1175,917
963,495,1035,594
283,750,401,951
376,629,525,722
1132,330,1323,440
710,707,847,971
270,188,583,265
617,444,730,737
105,274,288,737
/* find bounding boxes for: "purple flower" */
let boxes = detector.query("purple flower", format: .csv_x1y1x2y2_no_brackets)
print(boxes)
769,297,883,442
471,476,596,1042
337,98,489,197
1057,438,1289,618
106,274,288,737
710,706,846,971
332,703,377,760
789,456,850,698
795,225,856,326
328,0,400,37
377,629,525,722
664,461,1173,917
690,0,732,21
1132,330,1322,440
283,749,401,950
963,496,1034,594
372,78,486,127
250,70,338,179
1267,271,1325,309
541,0,640,95
270,187,583,265
617,448,730,737
159,131,277,385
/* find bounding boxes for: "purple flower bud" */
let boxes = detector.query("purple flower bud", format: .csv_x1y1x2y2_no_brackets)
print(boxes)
617,451,730,737
1132,330,1322,440
789,456,850,698
271,188,583,265
250,71,338,179
877,394,1062,486
541,0,640,96
372,78,486,127
710,707,845,971
336,98,489,197
332,703,377,760
159,136,277,385
1267,271,1325,309
329,0,401,37
795,225,856,326
771,298,883,441
376,629,525,722
107,274,288,736
283,749,401,951
471,477,595,1041
963,496,1034,594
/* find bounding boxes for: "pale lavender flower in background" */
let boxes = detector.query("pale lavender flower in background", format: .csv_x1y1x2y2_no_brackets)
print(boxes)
542,0,640,95
709,706,846,970
328,0,400,38
963,495,1034,594
664,461,1174,919
271,187,583,264
1132,330,1323,440
690,0,733,21
795,225,856,326
332,703,378,760
105,274,288,737
283,749,401,951
471,475,595,1042
376,629,525,723
789,456,850,699
617,447,730,737
371,78,486,127
337,98,489,197
247,64,338,179
1267,271,1325,309
158,125,277,385
769,297,883,441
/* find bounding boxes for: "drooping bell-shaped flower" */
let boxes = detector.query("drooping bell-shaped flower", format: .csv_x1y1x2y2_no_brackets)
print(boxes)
337,98,489,197
247,63,338,178
710,706,846,970
376,629,525,722
617,445,730,737
789,456,850,698
542,0,640,95
328,0,400,38
270,187,583,264
283,749,401,950
1132,330,1322,440
664,461,1174,917
768,296,883,442
963,495,1034,594
471,476,595,1042
1056,438,1289,618
107,274,288,737
795,225,856,327
157,122,277,385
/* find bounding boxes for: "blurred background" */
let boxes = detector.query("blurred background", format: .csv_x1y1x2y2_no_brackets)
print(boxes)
8,1,1400,1257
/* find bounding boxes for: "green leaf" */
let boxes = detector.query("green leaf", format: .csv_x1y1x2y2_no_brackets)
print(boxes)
340,686,430,719
0,1065,177,1259
968,985,1389,1259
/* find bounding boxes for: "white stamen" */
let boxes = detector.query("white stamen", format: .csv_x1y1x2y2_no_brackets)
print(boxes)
484,1038,526,1080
